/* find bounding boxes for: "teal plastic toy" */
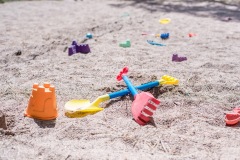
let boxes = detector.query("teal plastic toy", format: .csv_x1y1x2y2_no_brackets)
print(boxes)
86,33,93,39
119,39,131,48
147,40,166,46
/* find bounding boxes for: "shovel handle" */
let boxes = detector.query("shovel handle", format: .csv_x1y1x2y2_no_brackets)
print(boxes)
109,80,159,99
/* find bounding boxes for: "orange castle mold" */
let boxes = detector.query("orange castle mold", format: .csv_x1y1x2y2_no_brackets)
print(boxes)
24,83,58,120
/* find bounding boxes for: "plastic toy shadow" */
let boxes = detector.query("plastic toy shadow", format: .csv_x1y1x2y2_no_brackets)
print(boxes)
34,119,56,128
104,96,157,127
103,85,176,127
226,122,240,128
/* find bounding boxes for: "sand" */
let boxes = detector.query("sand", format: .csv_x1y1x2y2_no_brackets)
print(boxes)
0,0,240,159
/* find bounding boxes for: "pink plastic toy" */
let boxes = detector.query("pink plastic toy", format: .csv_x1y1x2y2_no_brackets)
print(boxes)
117,67,160,125
188,33,196,37
225,107,240,125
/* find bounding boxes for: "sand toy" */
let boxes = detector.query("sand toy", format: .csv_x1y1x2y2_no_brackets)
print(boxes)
159,18,171,24
68,40,90,56
117,67,160,125
188,33,196,37
172,54,187,62
24,83,58,120
160,33,170,40
119,39,131,48
225,107,240,125
86,33,93,39
65,75,179,118
147,40,166,46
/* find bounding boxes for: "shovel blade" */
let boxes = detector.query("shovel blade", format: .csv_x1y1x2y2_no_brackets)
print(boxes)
64,99,103,118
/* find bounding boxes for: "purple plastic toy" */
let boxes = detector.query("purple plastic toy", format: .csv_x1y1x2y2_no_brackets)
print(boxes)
172,54,187,62
68,40,90,56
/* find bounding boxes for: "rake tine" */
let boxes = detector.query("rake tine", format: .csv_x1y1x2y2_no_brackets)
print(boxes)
149,98,160,105
139,114,150,123
147,103,157,110
142,108,153,116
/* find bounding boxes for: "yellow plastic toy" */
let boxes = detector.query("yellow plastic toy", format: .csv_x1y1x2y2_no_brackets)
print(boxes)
159,18,171,24
24,83,58,120
64,75,179,118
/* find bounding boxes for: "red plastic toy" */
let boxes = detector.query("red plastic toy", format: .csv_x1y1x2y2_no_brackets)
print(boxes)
225,107,240,125
117,67,160,125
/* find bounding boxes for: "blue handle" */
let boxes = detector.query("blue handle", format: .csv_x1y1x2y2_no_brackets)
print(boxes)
109,80,159,99
122,75,138,96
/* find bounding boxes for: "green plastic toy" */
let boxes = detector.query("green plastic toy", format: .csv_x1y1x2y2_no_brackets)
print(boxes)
119,39,131,48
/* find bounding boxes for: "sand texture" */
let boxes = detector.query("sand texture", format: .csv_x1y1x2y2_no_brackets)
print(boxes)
0,0,240,159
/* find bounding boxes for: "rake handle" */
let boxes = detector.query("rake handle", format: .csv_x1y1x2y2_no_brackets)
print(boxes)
122,75,138,97
116,67,138,96
109,80,159,99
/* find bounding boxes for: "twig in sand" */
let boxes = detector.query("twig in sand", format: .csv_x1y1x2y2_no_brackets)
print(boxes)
160,140,169,153
102,112,107,122
151,141,159,150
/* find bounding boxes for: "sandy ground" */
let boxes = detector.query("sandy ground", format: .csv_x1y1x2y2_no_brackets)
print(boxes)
0,0,240,159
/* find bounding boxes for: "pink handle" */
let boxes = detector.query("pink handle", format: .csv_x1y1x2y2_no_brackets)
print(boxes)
116,67,129,81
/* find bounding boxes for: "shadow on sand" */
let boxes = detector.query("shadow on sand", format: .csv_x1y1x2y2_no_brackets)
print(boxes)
34,119,56,128
109,0,240,22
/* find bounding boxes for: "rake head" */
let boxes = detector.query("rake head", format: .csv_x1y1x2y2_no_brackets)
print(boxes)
132,92,160,125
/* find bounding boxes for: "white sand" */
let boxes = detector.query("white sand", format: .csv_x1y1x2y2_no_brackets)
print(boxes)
0,0,240,159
